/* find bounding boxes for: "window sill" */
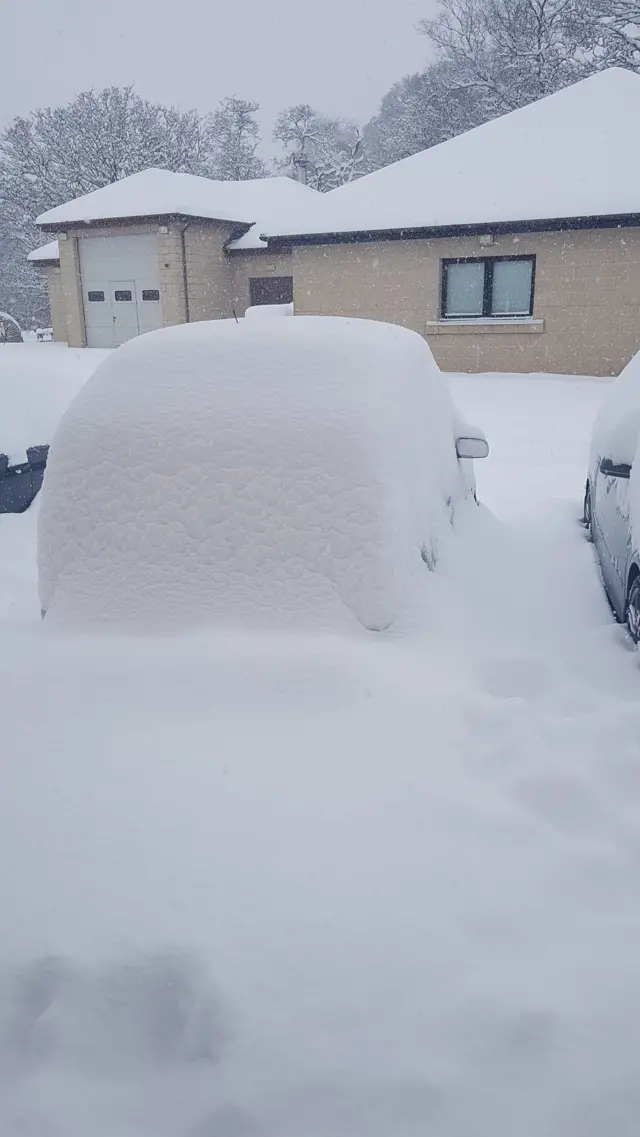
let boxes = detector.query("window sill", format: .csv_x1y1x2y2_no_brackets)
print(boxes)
426,318,544,336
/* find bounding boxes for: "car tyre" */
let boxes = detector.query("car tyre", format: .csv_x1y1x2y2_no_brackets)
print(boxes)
626,575,640,645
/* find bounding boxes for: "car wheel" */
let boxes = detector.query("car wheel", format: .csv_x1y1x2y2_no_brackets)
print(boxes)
583,484,593,541
626,575,640,645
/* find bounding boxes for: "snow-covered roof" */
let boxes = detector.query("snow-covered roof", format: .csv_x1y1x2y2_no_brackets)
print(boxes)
265,69,640,242
36,169,318,243
27,240,60,264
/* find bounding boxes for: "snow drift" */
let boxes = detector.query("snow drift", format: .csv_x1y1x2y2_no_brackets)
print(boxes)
38,317,466,630
0,343,107,464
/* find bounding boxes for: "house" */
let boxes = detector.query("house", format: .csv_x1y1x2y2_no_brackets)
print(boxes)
31,68,640,375
30,173,318,349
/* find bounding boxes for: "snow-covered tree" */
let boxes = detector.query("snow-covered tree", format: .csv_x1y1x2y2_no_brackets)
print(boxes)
362,0,640,177
419,0,589,118
585,0,640,66
364,63,483,170
418,0,640,124
205,97,267,180
274,105,365,191
0,86,234,323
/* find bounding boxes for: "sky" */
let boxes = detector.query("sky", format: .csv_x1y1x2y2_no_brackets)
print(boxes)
3,0,436,135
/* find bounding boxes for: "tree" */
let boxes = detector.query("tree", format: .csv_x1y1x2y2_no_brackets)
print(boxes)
585,0,640,66
0,86,218,325
419,0,590,119
359,0,640,180
0,86,269,325
205,97,267,180
418,0,640,127
364,63,484,171
273,105,365,191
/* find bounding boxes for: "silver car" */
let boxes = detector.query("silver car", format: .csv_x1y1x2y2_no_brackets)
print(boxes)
583,352,640,643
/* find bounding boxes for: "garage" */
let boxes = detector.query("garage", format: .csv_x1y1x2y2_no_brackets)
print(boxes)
79,234,162,348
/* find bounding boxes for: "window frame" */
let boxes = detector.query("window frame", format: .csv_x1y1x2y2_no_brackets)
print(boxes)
441,255,536,320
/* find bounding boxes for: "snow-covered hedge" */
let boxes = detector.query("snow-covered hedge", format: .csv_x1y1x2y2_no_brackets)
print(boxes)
38,317,468,629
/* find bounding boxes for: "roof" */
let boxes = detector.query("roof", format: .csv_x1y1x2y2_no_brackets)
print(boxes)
264,68,640,243
35,169,319,242
27,240,60,264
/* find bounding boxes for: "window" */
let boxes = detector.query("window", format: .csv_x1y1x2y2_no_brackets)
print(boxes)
249,276,294,306
87,291,105,302
114,290,132,302
141,289,160,301
441,256,535,319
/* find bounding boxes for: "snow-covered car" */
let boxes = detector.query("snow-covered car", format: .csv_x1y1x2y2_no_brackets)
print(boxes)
583,348,640,641
38,316,488,627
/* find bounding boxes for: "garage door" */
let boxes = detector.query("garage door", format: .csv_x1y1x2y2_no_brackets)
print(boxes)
79,234,162,348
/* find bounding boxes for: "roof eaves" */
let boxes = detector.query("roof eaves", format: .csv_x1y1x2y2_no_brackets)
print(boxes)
38,211,256,233
266,212,640,248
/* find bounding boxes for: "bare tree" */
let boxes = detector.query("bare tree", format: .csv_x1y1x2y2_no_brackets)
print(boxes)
274,105,365,191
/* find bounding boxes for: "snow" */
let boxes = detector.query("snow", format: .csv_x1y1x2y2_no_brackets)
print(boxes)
590,347,640,467
7,366,640,1137
265,69,640,239
0,342,107,463
35,170,319,249
0,311,22,334
245,302,294,317
588,346,640,554
26,240,60,264
38,317,467,630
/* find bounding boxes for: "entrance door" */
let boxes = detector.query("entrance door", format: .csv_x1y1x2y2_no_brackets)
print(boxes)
82,284,113,348
135,282,162,336
110,281,139,345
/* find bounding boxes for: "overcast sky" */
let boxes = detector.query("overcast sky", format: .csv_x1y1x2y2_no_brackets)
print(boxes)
4,0,436,136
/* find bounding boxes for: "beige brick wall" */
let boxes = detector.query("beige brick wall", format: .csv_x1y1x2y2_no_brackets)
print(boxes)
184,221,238,321
49,218,640,375
43,266,67,342
157,226,188,326
228,249,294,315
288,228,640,376
56,235,86,348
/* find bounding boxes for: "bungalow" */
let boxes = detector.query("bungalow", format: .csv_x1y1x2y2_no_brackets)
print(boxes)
31,67,640,375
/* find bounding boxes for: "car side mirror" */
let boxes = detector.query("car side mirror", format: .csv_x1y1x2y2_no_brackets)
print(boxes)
599,457,631,479
456,436,489,460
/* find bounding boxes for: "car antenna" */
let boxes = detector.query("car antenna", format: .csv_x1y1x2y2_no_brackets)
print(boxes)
232,309,239,323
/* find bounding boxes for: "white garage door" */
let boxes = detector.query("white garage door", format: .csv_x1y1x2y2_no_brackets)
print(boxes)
79,234,162,348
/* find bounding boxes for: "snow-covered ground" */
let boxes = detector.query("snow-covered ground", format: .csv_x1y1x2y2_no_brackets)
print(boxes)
2,352,640,1137
0,341,108,463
